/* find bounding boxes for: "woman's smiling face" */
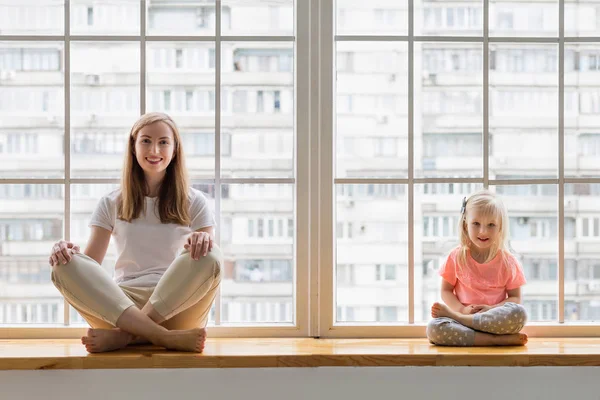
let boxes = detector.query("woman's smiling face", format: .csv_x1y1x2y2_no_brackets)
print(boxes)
134,121,175,177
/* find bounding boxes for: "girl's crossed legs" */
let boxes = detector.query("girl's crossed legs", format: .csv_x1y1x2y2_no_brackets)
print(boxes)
426,302,528,347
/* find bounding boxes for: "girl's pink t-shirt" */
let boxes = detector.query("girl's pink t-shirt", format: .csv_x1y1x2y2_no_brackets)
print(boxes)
439,247,526,306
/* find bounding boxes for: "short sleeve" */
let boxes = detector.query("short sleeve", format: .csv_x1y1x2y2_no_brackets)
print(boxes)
439,250,458,286
505,254,527,290
190,189,216,231
89,195,115,232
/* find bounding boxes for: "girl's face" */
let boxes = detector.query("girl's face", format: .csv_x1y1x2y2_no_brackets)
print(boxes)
465,208,500,251
134,121,175,178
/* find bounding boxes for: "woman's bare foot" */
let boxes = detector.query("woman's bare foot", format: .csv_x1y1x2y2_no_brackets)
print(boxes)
159,328,207,352
431,302,459,320
81,328,134,353
474,332,528,347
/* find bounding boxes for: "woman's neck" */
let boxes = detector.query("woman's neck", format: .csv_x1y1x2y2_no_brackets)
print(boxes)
144,174,164,198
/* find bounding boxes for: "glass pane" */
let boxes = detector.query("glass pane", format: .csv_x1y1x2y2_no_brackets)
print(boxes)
0,42,64,179
71,0,140,35
566,44,600,178
490,0,558,37
566,1,600,37
148,0,215,36
220,184,294,324
489,44,558,179
337,0,408,36
221,42,294,178
147,42,216,179
0,184,64,324
415,183,483,323
415,1,482,36
495,185,558,323
336,42,408,178
415,42,483,178
70,42,140,179
565,183,600,322
222,0,293,36
336,184,407,323
0,1,64,35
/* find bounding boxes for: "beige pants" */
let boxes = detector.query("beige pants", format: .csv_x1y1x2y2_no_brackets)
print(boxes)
51,246,222,330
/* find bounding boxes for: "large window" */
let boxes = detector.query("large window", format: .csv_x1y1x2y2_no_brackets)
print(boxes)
0,0,301,336
1,0,599,338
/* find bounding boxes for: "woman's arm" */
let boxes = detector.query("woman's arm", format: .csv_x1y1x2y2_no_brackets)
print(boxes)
84,226,112,265
440,279,467,313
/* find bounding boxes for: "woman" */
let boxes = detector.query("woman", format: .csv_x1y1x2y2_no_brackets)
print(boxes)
49,112,222,353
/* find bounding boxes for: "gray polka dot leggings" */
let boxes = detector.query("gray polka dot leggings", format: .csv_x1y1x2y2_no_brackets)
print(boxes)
426,302,527,346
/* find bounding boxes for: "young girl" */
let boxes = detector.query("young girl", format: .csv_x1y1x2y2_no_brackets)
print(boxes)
427,189,528,347
49,112,222,353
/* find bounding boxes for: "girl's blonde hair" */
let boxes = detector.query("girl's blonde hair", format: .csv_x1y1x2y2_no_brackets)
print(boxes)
117,112,191,226
457,189,511,268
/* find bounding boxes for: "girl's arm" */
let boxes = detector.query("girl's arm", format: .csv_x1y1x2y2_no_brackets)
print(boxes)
440,279,468,313
84,226,112,265
473,287,522,313
492,287,521,308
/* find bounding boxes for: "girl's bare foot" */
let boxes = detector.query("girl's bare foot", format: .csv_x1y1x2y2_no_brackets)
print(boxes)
81,328,134,353
431,302,458,320
494,333,528,346
474,332,528,347
159,328,207,353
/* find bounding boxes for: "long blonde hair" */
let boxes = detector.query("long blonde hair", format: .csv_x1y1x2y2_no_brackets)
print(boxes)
457,189,511,268
117,112,191,226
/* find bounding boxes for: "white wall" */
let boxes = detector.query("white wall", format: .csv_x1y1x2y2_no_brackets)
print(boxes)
1,367,599,400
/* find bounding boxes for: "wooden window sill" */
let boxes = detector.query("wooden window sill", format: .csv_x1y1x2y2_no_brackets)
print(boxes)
2,338,600,370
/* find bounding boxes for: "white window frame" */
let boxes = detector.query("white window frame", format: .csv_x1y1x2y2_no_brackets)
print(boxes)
318,0,600,338
0,0,310,339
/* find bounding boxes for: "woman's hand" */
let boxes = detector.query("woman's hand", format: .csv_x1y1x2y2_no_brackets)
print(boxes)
184,231,213,260
49,240,80,267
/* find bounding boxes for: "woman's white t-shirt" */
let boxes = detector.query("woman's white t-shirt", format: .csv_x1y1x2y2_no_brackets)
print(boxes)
89,187,215,287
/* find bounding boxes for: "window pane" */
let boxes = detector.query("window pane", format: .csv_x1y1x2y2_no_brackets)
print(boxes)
490,44,558,179
498,185,558,323
566,2,600,37
415,1,482,36
0,185,64,325
565,184,600,322
0,42,64,179
0,1,64,35
566,44,600,178
147,42,216,179
336,185,407,323
70,42,140,179
490,1,558,37
222,0,293,36
222,42,294,178
71,0,140,35
336,42,408,178
415,183,483,323
337,1,408,36
416,43,483,178
148,1,215,35
220,184,294,324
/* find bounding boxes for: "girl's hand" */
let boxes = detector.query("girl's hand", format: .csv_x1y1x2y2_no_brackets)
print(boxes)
184,231,213,260
49,240,80,267
471,305,493,314
460,305,479,314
